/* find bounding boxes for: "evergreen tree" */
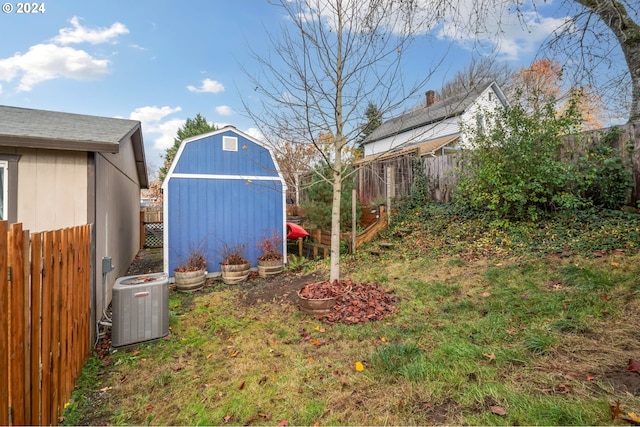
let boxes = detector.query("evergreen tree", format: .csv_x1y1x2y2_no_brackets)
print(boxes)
356,102,383,153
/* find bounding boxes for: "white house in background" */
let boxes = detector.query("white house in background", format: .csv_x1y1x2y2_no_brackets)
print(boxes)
361,81,509,158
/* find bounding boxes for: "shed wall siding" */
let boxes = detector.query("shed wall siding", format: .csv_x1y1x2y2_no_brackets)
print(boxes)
15,148,88,231
164,128,286,276
167,178,284,274
174,130,279,177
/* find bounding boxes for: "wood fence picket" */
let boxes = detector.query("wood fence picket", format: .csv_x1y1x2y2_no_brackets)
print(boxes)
0,222,92,426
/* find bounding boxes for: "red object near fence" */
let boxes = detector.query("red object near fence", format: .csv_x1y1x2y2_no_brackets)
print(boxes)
286,222,309,239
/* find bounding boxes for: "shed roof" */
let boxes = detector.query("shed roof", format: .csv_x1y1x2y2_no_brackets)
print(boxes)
363,82,505,145
0,105,148,187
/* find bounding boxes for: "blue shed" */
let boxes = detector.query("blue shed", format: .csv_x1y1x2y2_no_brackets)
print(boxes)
162,126,287,277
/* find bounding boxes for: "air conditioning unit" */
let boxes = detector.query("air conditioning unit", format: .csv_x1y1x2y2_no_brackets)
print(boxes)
112,272,169,347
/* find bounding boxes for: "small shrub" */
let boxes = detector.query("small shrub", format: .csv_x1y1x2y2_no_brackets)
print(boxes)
174,245,207,272
257,231,283,261
220,242,248,265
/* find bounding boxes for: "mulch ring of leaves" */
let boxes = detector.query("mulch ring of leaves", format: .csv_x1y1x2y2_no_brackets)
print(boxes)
300,280,398,325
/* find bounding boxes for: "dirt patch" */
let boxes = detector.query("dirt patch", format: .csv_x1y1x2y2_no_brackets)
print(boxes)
125,248,328,306
602,370,640,396
126,248,163,275
239,270,327,306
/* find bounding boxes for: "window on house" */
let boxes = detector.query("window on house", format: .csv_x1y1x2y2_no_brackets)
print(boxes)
0,160,7,221
476,113,486,134
223,136,238,152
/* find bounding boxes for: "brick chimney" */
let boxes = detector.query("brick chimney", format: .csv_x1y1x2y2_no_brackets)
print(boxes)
426,90,435,107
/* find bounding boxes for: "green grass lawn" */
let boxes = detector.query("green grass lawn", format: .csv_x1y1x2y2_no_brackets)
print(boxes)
64,205,640,426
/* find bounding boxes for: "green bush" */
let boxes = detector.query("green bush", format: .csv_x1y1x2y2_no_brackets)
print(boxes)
454,93,633,220
576,127,633,209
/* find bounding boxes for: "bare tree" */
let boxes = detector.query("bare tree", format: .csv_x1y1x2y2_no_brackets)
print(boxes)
263,127,321,205
243,0,439,282
438,57,514,101
430,0,639,122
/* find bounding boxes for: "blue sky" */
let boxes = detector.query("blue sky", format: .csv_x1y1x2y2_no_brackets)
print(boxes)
0,0,621,175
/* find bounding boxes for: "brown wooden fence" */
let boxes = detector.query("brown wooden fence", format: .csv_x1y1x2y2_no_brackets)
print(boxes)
0,221,92,426
357,122,640,205
140,208,163,249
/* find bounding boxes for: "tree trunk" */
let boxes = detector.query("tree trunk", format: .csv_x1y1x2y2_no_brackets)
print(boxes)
574,0,640,122
330,1,345,283
330,164,342,282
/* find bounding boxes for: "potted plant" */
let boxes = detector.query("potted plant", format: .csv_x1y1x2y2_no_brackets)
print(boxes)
219,243,250,284
173,247,207,292
256,231,284,278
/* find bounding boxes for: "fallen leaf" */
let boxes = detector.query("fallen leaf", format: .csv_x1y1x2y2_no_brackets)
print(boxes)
308,357,314,362
626,412,640,424
355,361,365,371
599,293,611,301
206,353,213,359
223,414,232,424
483,352,496,361
586,374,595,381
610,401,623,420
238,381,245,390
231,350,239,357
611,261,620,267
145,404,153,411
277,420,289,426
555,383,572,394
258,376,268,385
628,359,640,375
244,415,258,425
491,405,507,416
481,291,491,298
380,337,387,343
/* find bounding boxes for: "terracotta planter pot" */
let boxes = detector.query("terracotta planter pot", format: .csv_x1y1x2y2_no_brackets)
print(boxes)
220,262,250,284
174,269,206,292
257,259,283,278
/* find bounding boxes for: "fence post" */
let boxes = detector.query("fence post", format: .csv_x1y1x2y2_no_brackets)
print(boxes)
140,211,145,250
0,221,8,425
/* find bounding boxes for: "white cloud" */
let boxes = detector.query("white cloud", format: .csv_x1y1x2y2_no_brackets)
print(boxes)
0,44,110,91
295,0,569,62
244,127,264,141
0,17,129,92
187,78,225,94
153,118,186,151
432,1,570,61
51,16,129,45
215,105,233,116
129,106,184,151
129,105,181,124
